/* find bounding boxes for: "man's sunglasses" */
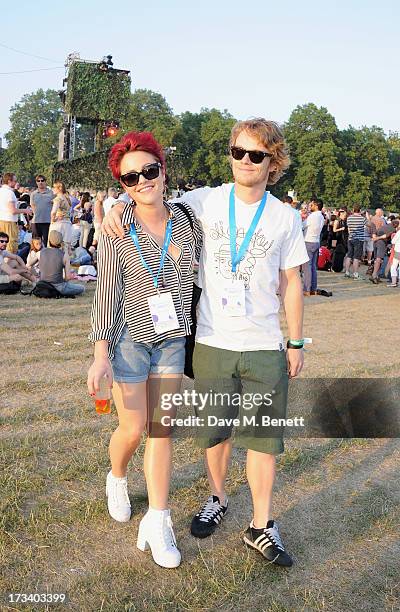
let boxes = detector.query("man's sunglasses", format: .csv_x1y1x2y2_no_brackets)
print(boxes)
230,146,272,164
36,179,46,183
0,239,9,244
120,162,161,187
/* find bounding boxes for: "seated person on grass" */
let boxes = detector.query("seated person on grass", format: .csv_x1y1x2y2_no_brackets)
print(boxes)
0,231,36,284
26,237,43,278
39,230,85,297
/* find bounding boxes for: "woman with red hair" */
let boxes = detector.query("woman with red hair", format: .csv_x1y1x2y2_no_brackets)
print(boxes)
87,131,202,568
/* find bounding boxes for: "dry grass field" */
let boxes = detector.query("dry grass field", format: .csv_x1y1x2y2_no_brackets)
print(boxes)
1,269,399,611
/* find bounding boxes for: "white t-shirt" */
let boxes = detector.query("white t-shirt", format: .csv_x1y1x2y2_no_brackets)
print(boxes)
0,185,18,222
303,210,325,243
27,249,41,274
392,230,400,254
174,183,309,351
103,196,118,215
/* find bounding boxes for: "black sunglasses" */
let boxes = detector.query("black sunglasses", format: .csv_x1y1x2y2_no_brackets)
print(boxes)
120,162,161,187
230,146,272,164
0,239,9,243
36,179,46,183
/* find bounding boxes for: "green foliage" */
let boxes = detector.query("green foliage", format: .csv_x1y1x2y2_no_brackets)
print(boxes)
122,89,179,145
53,150,117,191
283,104,343,204
0,146,5,174
380,174,400,209
4,84,400,210
343,171,372,208
5,89,62,184
339,126,390,203
65,62,131,121
284,104,340,166
187,109,235,186
295,141,344,203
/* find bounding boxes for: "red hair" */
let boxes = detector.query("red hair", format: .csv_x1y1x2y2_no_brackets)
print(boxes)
108,131,166,180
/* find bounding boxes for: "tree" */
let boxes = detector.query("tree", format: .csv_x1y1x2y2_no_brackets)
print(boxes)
284,104,340,163
171,108,236,186
122,89,179,146
0,147,5,175
196,109,236,185
172,111,209,182
387,132,400,176
343,171,372,208
295,141,344,203
340,126,390,205
5,89,63,184
381,175,400,210
283,103,341,201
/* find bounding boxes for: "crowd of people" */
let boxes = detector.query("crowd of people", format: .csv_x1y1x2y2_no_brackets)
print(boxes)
1,170,398,298
0,173,131,296
282,195,400,292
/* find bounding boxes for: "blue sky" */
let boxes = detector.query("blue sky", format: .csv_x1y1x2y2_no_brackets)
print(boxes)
0,0,399,143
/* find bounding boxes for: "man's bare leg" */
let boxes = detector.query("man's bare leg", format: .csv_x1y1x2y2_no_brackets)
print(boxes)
372,257,382,279
204,438,232,505
246,450,275,528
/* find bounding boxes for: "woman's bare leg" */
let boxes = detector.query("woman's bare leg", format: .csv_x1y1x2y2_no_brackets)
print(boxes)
109,381,147,477
143,374,182,509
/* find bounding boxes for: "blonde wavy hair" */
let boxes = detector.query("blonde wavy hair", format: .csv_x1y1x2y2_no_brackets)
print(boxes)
229,118,290,185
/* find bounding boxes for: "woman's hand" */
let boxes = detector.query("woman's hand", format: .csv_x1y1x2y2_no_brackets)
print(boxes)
87,357,113,396
102,203,125,239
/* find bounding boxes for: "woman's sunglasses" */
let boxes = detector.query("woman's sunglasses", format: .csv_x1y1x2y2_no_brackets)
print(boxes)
120,162,161,187
230,146,272,164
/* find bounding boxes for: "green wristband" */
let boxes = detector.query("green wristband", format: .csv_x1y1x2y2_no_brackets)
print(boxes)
288,339,304,346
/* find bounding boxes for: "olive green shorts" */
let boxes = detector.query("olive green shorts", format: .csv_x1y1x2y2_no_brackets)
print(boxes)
193,343,289,455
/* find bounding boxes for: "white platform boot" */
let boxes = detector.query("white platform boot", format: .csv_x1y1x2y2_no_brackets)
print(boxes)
137,508,181,568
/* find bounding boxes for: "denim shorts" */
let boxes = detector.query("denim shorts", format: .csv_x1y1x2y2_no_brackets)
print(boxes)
111,326,186,383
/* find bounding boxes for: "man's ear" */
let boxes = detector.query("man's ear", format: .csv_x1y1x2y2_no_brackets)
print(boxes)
269,159,278,173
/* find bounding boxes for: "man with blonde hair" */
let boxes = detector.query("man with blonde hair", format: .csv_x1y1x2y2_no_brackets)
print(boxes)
102,119,308,567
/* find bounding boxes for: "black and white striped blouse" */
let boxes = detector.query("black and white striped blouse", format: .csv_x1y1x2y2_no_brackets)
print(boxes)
89,201,202,359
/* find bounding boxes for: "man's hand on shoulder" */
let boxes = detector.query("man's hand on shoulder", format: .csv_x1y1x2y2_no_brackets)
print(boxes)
102,202,125,239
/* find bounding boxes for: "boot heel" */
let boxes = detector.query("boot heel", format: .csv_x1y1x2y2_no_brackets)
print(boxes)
137,525,149,551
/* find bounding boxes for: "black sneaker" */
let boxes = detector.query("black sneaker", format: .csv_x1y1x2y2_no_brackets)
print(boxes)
243,520,293,567
190,495,228,538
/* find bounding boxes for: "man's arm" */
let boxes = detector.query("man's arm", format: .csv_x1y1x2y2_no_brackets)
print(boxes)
102,186,211,239
63,253,72,279
280,266,304,378
29,193,36,215
5,199,31,216
3,251,27,267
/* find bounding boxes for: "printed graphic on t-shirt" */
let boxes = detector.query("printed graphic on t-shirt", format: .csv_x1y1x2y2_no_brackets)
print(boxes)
210,221,275,289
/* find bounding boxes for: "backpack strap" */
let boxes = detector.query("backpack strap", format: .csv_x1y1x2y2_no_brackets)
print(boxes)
174,202,193,232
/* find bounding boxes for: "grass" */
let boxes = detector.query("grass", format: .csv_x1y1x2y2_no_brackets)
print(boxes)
1,268,399,611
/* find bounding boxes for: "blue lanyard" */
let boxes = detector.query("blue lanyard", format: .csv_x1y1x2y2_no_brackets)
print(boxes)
129,217,173,289
229,186,268,273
